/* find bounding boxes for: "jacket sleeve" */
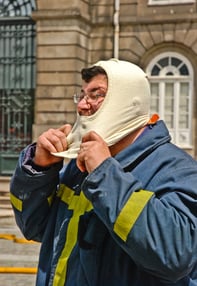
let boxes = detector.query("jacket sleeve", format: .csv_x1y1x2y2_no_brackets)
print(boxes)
10,144,63,242
82,157,197,283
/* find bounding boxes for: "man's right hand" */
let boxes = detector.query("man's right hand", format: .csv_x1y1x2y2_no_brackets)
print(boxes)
33,124,72,167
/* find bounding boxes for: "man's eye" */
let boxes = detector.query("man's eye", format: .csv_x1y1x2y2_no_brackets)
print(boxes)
89,94,97,100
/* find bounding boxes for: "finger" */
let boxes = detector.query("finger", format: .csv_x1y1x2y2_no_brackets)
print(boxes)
52,127,71,150
43,130,67,152
38,135,61,153
81,131,103,143
59,124,72,135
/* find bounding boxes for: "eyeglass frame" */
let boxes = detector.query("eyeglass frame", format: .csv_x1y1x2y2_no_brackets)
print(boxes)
73,90,106,104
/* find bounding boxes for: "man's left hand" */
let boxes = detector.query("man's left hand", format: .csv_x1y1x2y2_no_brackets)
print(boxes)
77,131,111,173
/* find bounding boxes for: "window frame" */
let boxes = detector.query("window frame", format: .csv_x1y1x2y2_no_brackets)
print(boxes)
146,52,194,149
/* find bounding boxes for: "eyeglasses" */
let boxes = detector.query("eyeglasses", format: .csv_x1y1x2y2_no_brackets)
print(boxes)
73,91,106,104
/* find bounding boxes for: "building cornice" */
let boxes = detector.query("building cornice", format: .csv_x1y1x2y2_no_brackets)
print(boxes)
120,13,197,25
31,9,90,23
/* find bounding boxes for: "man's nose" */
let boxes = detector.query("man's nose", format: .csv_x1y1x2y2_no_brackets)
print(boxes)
77,97,91,108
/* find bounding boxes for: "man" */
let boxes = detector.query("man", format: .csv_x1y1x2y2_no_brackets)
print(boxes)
10,59,197,286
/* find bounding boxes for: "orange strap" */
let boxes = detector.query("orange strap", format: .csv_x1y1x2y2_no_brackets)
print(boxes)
147,113,159,125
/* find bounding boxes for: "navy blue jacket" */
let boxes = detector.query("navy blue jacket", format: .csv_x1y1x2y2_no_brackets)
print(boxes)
10,121,197,286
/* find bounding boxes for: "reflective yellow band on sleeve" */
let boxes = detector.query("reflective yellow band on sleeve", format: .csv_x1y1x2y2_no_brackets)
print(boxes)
113,190,153,242
10,193,22,212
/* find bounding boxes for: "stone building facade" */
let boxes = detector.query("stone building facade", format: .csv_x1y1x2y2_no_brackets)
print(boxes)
32,0,197,159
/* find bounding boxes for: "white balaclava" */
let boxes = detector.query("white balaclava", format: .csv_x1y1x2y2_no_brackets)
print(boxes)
53,58,150,159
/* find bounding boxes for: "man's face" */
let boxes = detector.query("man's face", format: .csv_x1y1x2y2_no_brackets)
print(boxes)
77,74,108,116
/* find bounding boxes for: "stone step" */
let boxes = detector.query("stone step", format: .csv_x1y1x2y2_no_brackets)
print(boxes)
0,202,12,210
0,209,14,217
0,177,10,193
0,177,13,216
0,197,10,205
0,254,38,267
0,190,10,196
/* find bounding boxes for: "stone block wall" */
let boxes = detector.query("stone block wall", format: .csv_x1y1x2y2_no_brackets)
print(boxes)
32,0,91,139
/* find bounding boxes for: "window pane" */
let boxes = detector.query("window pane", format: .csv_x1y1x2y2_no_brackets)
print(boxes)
158,57,168,68
166,72,174,76
179,82,189,128
165,83,174,128
180,64,189,75
179,114,188,128
171,57,181,67
180,83,188,109
150,83,159,112
151,65,160,76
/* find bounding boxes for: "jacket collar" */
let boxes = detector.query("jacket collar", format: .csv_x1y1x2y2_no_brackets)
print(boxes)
114,120,171,171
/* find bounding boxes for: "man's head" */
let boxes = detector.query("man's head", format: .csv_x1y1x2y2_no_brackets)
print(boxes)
74,66,108,116
55,59,151,158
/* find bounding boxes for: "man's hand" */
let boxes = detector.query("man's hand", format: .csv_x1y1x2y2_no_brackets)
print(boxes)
76,131,111,173
34,124,72,167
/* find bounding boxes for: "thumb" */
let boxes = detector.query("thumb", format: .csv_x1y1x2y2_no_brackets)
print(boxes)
82,131,103,143
59,124,72,136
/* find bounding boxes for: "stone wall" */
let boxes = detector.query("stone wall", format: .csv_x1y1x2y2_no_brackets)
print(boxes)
32,0,91,139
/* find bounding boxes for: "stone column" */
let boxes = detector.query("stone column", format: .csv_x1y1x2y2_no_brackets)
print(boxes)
31,0,91,140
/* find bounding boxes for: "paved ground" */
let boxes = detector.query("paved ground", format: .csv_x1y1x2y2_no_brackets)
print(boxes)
0,213,40,286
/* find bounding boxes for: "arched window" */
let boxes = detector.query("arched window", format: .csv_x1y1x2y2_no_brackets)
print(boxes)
146,52,193,148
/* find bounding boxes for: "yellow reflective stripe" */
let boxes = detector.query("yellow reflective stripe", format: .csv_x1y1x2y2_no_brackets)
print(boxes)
10,189,56,211
10,193,22,212
113,190,153,242
57,184,74,205
47,190,56,207
53,185,93,286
